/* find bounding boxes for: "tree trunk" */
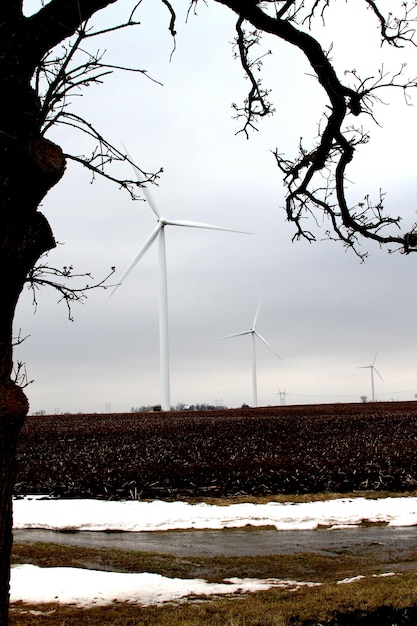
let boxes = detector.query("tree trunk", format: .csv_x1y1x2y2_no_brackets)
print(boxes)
0,65,65,619
0,384,28,624
0,215,61,625
0,215,57,625
0,208,63,624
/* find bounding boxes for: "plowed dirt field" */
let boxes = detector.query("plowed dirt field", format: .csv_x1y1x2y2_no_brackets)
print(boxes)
15,401,417,499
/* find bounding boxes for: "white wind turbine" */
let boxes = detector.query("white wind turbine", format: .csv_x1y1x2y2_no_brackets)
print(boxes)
358,352,383,402
220,296,281,408
111,149,250,411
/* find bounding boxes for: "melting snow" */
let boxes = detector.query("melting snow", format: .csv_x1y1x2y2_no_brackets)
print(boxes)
11,496,417,607
13,496,417,532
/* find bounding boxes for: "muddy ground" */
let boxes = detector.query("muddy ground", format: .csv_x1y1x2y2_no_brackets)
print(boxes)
15,401,417,499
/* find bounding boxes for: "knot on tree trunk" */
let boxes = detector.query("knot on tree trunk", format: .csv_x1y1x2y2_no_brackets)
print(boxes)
0,137,66,212
0,382,28,430
28,138,66,190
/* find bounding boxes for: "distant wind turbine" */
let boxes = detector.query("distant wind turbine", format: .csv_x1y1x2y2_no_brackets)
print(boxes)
219,296,281,408
111,148,250,411
358,353,383,402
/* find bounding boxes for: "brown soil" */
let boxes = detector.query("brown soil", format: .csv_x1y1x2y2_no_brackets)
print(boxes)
15,401,417,500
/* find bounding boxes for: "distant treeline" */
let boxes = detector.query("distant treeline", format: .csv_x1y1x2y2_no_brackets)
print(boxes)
130,403,229,413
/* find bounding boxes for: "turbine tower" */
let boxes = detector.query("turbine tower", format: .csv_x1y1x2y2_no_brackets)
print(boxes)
220,296,281,408
111,149,250,411
358,353,383,402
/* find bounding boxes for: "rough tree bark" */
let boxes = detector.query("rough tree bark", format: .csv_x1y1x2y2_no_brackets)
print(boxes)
0,76,65,626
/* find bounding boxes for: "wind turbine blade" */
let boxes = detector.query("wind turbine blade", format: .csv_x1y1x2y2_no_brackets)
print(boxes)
163,219,252,235
139,183,161,220
218,331,252,340
122,143,161,219
253,294,263,329
109,223,161,297
255,331,282,359
374,367,384,382
372,352,378,366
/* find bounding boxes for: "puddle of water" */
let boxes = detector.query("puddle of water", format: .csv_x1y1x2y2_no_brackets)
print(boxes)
14,526,417,558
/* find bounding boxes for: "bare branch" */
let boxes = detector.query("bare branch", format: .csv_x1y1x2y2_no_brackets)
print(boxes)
55,111,163,195
216,0,417,254
276,1,299,20
25,262,117,321
12,330,30,348
186,0,208,22
232,16,274,138
33,22,164,202
364,0,417,47
161,0,177,37
36,21,162,134
12,361,33,389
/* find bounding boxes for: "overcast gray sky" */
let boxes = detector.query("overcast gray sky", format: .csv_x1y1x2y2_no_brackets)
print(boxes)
16,0,417,413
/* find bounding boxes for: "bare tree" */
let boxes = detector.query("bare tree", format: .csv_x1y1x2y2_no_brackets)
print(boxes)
0,2,166,622
218,0,417,258
0,1,416,622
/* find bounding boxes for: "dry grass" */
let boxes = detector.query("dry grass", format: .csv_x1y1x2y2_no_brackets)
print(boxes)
185,489,417,506
9,539,417,625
